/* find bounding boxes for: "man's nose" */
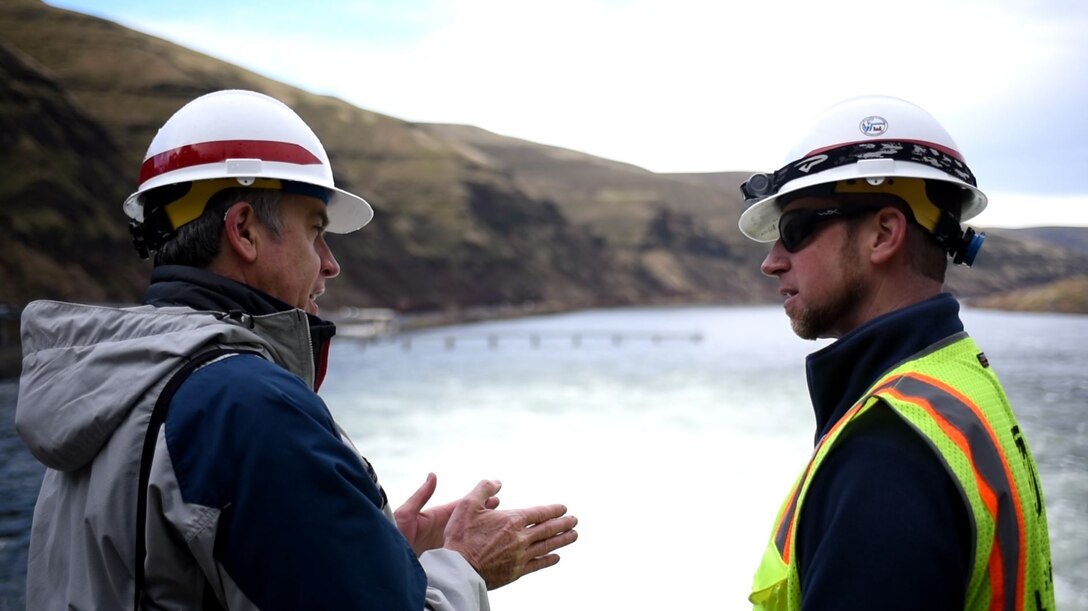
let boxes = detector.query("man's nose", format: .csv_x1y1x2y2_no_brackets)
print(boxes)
320,239,340,278
760,241,789,277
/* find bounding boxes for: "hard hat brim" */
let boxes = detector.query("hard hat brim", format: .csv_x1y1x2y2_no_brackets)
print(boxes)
122,182,374,234
738,160,987,243
326,187,374,234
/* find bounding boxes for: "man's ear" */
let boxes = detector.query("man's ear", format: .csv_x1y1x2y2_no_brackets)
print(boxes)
869,206,910,266
222,202,259,263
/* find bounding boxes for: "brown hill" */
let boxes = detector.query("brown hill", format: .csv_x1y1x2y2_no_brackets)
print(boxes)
1,0,1086,316
0,0,641,311
968,276,1088,314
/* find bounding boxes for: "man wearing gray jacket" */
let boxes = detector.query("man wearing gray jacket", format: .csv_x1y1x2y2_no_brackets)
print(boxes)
16,89,578,610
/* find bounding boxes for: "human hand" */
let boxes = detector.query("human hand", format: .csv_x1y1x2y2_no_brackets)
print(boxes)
442,479,579,590
395,473,499,556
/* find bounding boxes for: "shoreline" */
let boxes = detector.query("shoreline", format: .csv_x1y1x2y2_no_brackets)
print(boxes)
4,296,1086,381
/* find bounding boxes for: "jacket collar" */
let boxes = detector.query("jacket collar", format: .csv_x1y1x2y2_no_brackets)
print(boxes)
143,265,337,390
145,265,292,315
804,293,964,443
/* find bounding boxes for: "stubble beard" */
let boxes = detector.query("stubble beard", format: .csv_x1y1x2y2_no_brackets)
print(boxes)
788,276,865,340
787,233,866,340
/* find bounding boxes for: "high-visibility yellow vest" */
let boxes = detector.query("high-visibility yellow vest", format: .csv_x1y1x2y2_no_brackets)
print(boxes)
749,334,1054,611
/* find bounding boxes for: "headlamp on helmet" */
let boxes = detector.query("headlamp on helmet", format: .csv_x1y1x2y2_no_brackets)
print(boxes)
741,172,775,203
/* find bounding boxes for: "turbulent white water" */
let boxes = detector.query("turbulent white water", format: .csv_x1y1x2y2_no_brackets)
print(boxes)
318,305,1088,610
2,304,1085,609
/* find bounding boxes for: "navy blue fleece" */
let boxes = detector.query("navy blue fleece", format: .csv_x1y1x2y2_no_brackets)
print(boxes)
795,294,973,610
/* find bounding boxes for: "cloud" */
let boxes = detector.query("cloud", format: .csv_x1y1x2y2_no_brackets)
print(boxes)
974,192,1088,228
47,0,1088,226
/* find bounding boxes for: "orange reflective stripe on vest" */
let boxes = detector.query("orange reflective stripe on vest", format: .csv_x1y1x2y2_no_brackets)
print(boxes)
876,372,1026,611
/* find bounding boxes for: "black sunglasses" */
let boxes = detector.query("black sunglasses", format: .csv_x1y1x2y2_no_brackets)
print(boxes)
776,205,883,253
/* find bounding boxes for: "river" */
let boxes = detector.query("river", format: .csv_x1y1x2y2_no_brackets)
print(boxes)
1,305,1085,610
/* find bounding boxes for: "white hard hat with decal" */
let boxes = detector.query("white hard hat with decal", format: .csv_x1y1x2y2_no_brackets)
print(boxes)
738,95,987,243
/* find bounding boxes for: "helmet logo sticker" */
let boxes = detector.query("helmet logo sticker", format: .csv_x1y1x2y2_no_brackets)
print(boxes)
859,116,888,136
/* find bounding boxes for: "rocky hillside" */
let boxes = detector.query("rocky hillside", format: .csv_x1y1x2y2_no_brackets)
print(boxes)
2,0,1086,315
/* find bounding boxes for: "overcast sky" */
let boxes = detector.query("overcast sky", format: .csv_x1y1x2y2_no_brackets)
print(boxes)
47,0,1088,228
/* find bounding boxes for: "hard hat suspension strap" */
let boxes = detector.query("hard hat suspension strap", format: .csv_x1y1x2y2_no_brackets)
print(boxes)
741,140,977,203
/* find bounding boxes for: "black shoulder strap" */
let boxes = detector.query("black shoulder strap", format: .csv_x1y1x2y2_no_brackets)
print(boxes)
134,348,254,610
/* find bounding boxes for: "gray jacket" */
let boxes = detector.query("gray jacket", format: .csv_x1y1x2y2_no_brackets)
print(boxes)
16,300,488,610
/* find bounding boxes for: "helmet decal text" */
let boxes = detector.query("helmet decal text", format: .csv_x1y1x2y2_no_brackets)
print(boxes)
859,116,889,136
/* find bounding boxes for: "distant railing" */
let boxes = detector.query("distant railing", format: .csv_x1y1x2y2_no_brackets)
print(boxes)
332,307,399,339
353,330,704,351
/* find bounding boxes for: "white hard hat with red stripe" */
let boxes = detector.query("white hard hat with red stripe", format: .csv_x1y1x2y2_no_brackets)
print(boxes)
123,89,372,238
738,95,987,243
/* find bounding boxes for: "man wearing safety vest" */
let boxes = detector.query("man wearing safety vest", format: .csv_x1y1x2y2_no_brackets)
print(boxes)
737,96,1055,610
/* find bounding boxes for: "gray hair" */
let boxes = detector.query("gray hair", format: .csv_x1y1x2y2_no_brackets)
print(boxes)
154,188,284,268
